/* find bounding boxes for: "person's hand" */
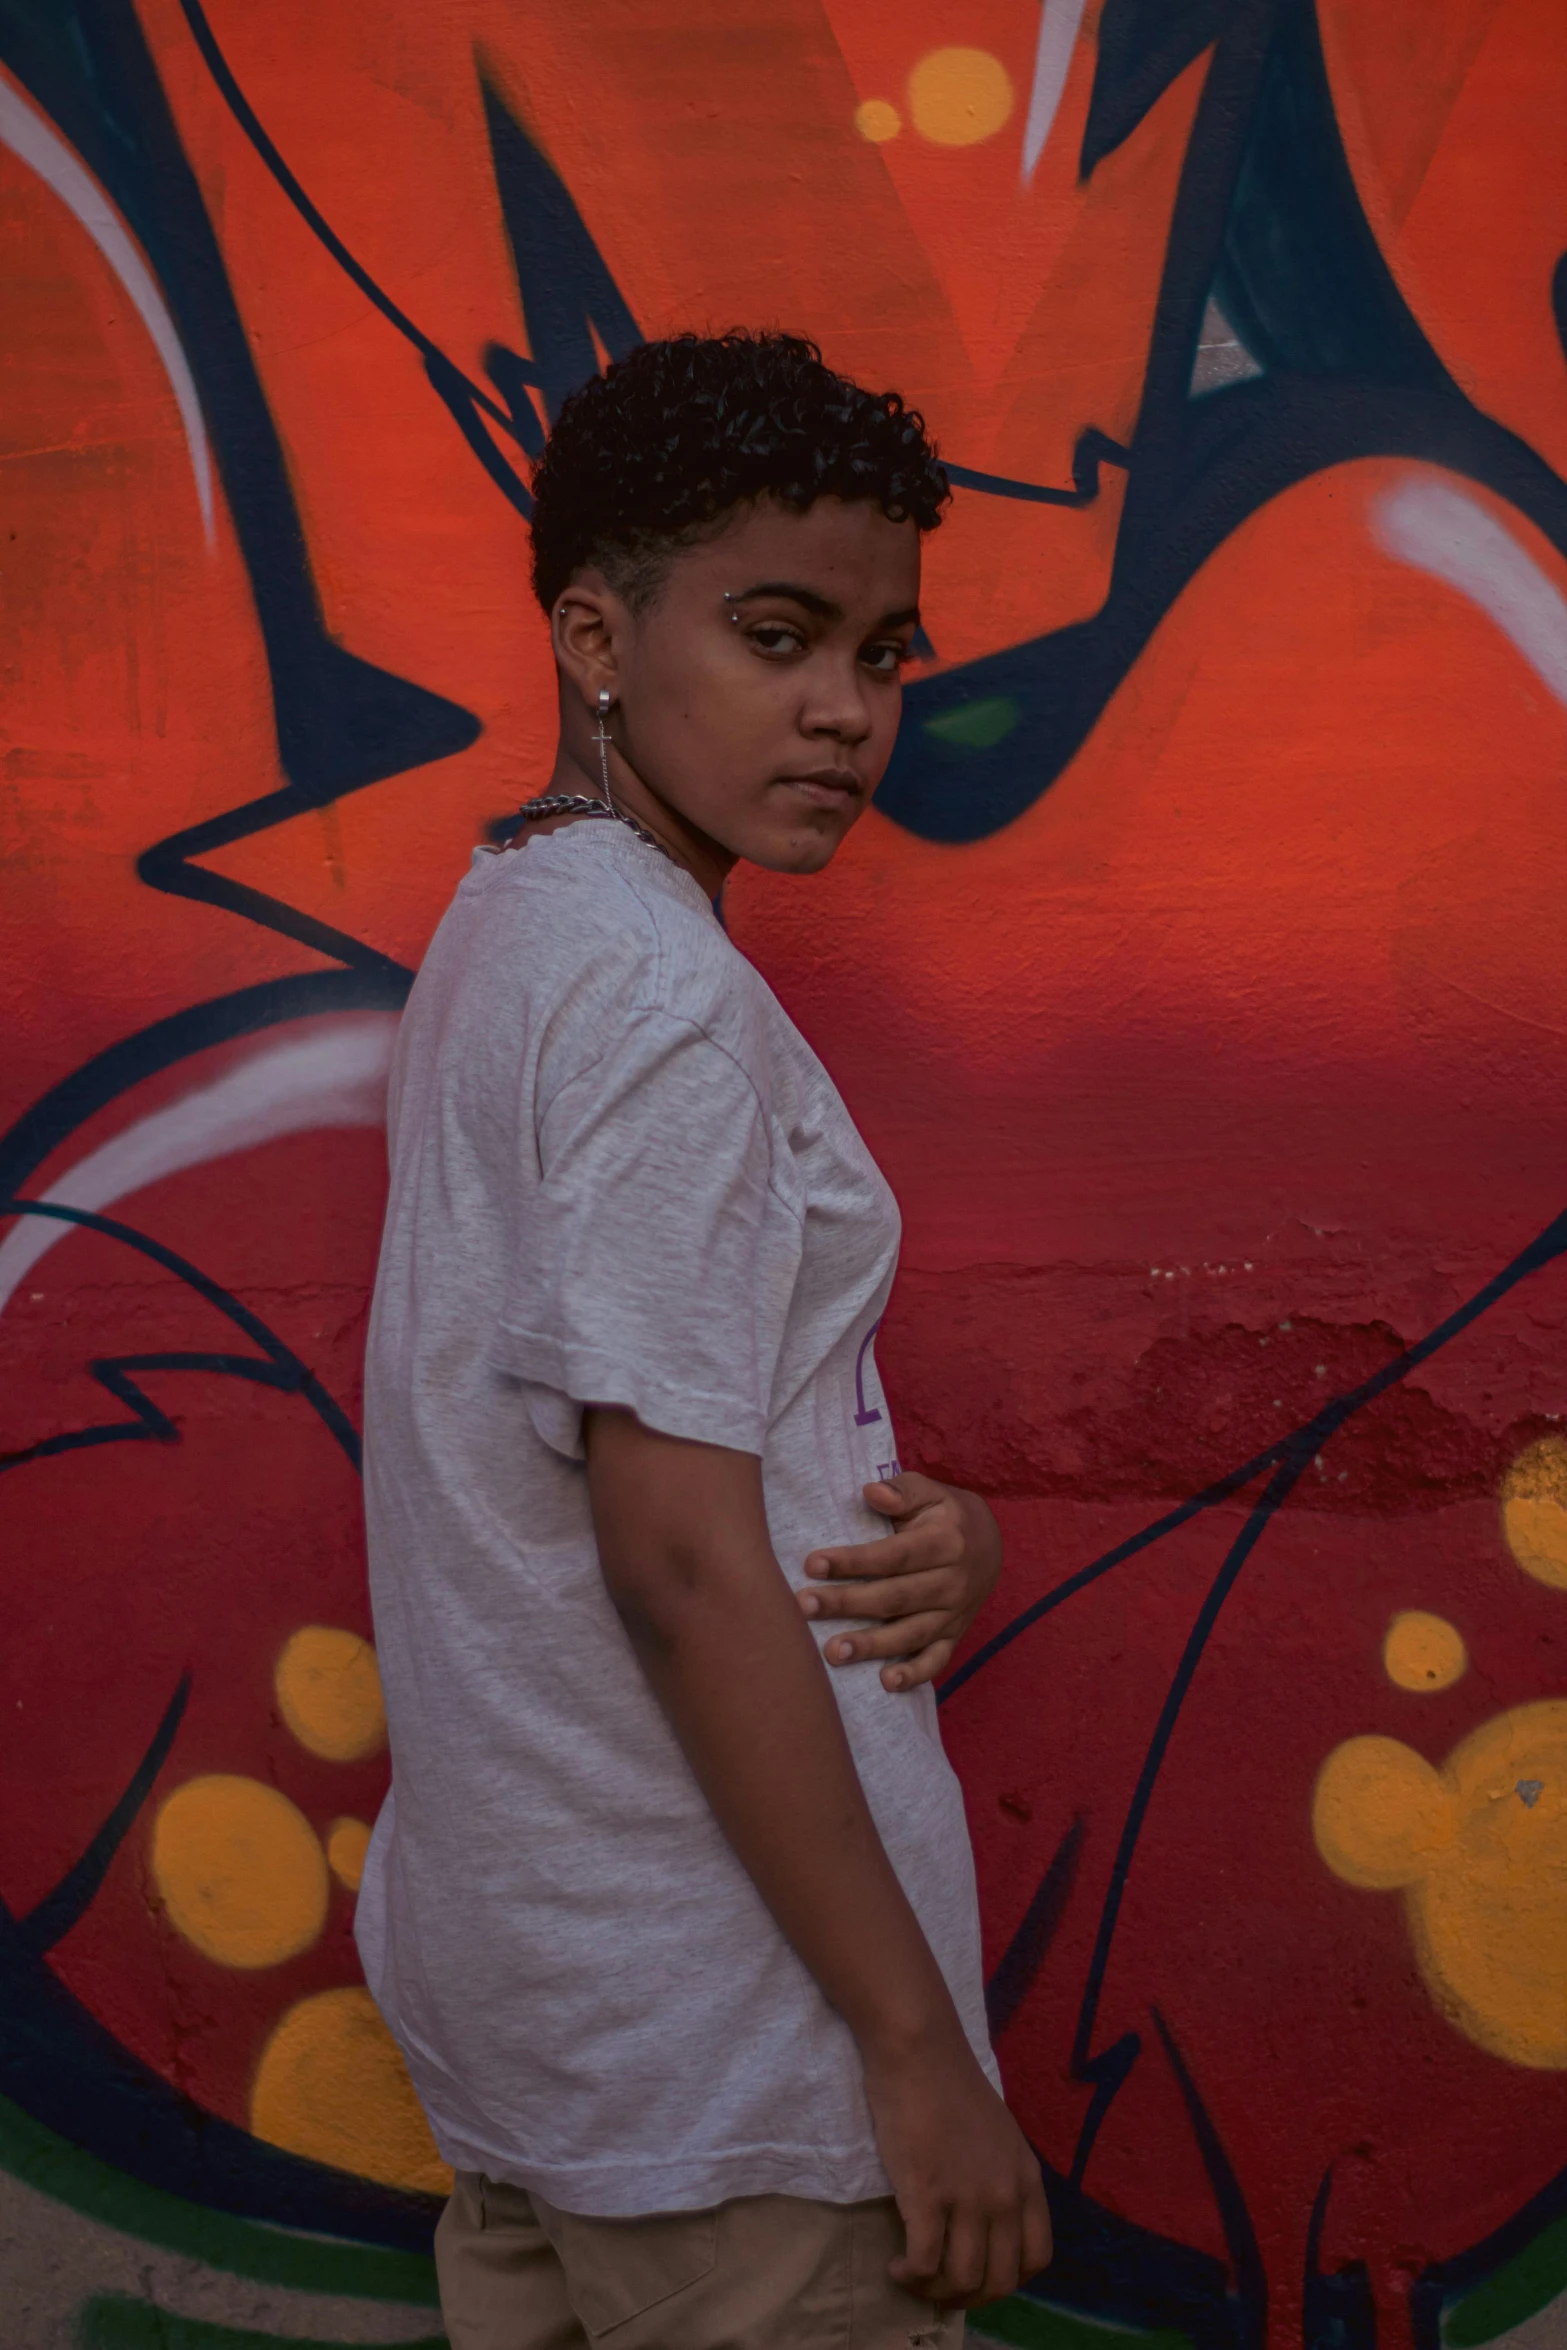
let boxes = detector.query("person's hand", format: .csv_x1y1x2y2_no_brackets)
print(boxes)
796,1473,1002,1690
861,2026,1052,2308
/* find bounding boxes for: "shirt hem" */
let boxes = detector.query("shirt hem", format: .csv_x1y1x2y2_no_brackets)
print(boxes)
427,2120,893,2217
494,1325,769,1456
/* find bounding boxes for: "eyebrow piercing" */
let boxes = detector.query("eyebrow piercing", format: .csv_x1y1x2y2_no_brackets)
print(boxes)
723,591,740,625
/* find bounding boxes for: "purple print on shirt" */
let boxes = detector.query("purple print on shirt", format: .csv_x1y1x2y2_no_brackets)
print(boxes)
853,1320,884,1427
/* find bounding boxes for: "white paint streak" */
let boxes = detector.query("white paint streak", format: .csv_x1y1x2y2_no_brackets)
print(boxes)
1190,292,1264,396
1371,477,1567,709
0,1018,398,1315
1022,0,1089,184
0,71,214,542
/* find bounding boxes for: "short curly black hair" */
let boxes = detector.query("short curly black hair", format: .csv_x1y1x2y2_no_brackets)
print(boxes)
528,330,949,613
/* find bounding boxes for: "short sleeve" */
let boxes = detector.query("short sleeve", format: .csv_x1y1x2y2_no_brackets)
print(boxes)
495,1007,804,1459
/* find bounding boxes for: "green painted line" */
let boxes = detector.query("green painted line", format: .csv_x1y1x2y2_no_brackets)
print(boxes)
0,2093,439,2306
1444,2217,1567,2347
11,2073,1565,2350
969,2294,1191,2350
922,696,1023,752
76,2296,446,2350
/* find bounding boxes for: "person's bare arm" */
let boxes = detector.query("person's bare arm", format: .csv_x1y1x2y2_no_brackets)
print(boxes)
585,1406,1051,2308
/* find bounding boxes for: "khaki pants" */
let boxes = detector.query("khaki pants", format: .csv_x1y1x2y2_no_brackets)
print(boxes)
435,2171,963,2349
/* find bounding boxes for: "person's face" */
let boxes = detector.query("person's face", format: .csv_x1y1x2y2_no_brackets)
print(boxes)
565,495,923,875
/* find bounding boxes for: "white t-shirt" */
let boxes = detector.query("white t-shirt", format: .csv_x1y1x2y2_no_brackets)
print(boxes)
357,820,996,2217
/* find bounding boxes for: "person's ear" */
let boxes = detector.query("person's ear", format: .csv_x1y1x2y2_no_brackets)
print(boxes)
552,576,623,716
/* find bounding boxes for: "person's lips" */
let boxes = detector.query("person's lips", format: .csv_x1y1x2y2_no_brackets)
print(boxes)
777,768,864,809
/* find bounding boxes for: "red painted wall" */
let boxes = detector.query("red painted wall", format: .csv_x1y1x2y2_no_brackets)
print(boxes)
2,4,1565,2344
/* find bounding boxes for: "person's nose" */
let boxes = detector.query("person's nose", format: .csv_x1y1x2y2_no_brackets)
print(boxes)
799,656,874,747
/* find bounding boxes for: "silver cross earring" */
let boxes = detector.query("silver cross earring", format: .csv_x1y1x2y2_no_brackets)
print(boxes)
593,687,616,814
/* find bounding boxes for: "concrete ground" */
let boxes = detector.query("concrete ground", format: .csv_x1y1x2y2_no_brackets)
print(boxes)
1,2160,1563,2349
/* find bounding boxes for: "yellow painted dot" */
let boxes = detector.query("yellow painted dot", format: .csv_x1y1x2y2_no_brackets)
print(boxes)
1312,1735,1457,1890
275,1626,386,1762
854,98,901,144
1502,1436,1567,1590
907,48,1014,148
326,1816,371,1892
1421,1699,1567,2068
1313,1701,1567,2071
1384,1610,1468,1693
251,1986,453,2196
151,1776,327,1969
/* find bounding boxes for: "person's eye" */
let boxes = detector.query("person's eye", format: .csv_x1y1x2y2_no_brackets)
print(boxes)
860,641,912,677
747,622,807,658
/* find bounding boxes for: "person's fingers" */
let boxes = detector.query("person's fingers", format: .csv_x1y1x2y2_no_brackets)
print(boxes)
804,1516,959,1584
863,1471,948,1521
823,1614,949,1668
977,2215,1021,2309
804,1535,885,1580
861,1478,913,1520
879,1638,956,1692
803,1535,926,1587
1020,2177,1054,2279
889,2194,947,2292
799,1566,953,1622
927,2208,986,2307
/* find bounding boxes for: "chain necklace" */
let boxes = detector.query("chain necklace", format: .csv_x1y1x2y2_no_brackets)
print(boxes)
499,692,674,862
502,794,674,863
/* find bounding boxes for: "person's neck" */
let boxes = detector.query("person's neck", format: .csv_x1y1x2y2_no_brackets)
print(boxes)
546,738,735,901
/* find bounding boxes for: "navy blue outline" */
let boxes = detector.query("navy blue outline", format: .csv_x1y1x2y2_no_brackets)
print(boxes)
1012,2156,1239,2350
943,432,1131,510
944,1204,1567,1707
0,1885,440,2250
0,1202,444,2246
0,1202,363,1470
945,1200,1567,2329
174,0,552,520
875,0,1567,844
478,65,642,422
17,1678,192,1958
134,795,415,984
985,1816,1084,2040
0,0,482,811
0,974,409,1206
1081,0,1231,180
1303,2165,1376,2350
1153,2010,1267,2345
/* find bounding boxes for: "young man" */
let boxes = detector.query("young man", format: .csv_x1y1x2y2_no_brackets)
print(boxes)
358,332,1051,2349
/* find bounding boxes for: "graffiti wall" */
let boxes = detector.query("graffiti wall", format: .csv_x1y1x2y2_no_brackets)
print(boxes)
2,1,1565,2344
